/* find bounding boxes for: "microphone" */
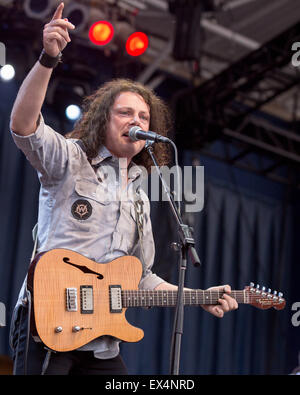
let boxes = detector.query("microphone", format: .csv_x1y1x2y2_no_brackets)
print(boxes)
129,126,170,143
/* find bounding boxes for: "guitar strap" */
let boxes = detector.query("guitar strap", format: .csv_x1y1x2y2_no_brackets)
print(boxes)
31,223,38,261
133,187,147,270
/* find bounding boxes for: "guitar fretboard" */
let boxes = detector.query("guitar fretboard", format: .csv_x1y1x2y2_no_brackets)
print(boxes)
121,290,248,307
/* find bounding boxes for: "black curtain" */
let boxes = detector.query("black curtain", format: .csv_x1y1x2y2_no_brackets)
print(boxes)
122,171,296,374
1,78,299,375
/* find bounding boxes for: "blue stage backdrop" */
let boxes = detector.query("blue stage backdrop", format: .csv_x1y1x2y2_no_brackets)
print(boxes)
0,77,299,375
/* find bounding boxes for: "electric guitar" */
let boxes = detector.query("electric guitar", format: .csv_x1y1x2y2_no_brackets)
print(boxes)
27,248,286,352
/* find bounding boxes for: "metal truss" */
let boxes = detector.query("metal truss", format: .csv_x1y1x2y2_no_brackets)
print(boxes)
200,120,300,189
172,20,300,187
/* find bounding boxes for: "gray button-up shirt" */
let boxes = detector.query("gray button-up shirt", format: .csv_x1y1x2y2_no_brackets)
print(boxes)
11,115,165,359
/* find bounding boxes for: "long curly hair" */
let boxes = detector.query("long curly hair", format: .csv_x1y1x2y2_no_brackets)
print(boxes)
66,79,173,172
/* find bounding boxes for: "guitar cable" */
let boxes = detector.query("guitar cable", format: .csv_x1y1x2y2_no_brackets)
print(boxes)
12,304,24,375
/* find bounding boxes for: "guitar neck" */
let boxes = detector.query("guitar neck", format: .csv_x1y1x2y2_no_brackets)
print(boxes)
122,289,248,308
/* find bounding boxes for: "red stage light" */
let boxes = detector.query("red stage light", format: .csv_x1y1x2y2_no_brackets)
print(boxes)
89,21,114,46
126,32,148,56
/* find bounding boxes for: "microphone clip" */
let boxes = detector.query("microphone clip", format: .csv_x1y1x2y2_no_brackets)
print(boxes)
145,140,155,150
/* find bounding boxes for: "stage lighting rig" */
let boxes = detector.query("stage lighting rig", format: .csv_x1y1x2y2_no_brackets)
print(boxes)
168,0,208,61
89,20,114,46
23,0,53,19
126,32,148,57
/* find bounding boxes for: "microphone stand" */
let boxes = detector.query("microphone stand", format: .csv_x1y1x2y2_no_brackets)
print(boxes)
145,141,201,375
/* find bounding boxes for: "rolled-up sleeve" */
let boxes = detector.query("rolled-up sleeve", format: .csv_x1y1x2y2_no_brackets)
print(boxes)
11,114,80,185
139,270,165,290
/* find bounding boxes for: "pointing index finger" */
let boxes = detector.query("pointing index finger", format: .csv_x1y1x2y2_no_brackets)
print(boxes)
51,2,64,21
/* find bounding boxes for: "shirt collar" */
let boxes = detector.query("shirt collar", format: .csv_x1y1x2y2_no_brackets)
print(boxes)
90,145,113,166
90,145,145,182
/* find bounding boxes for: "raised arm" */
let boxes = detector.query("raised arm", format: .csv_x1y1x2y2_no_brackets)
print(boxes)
10,2,75,135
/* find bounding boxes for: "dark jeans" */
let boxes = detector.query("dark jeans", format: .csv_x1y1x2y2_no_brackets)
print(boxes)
11,305,128,375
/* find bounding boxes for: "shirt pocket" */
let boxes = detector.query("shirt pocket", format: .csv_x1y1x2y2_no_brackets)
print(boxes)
74,178,112,205
68,179,113,232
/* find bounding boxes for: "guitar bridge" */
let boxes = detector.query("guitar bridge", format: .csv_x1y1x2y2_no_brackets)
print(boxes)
109,285,122,313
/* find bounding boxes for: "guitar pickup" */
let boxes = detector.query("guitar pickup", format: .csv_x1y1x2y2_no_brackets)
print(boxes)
80,285,93,314
66,288,78,312
109,285,122,313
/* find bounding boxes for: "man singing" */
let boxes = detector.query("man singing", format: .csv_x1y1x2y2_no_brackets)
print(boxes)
9,3,238,375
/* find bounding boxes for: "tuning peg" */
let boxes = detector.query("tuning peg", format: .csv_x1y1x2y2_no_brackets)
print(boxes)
256,284,260,294
268,288,271,293
273,290,278,299
278,292,283,298
261,286,266,295
249,282,254,288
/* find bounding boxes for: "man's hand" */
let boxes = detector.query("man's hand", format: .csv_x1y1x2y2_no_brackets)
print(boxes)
202,285,238,318
154,282,238,318
43,2,75,57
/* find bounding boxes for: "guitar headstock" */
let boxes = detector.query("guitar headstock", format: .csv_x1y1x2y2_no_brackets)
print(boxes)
245,283,286,310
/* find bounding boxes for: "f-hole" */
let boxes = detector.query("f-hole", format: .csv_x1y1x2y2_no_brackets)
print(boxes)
62,257,104,279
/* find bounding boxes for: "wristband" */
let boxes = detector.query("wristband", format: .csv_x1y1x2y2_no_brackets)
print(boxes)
39,49,62,68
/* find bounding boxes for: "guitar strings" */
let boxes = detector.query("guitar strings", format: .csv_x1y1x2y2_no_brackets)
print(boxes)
119,290,282,306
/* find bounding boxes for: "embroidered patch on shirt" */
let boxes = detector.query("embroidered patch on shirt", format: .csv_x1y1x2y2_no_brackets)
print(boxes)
71,199,92,220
